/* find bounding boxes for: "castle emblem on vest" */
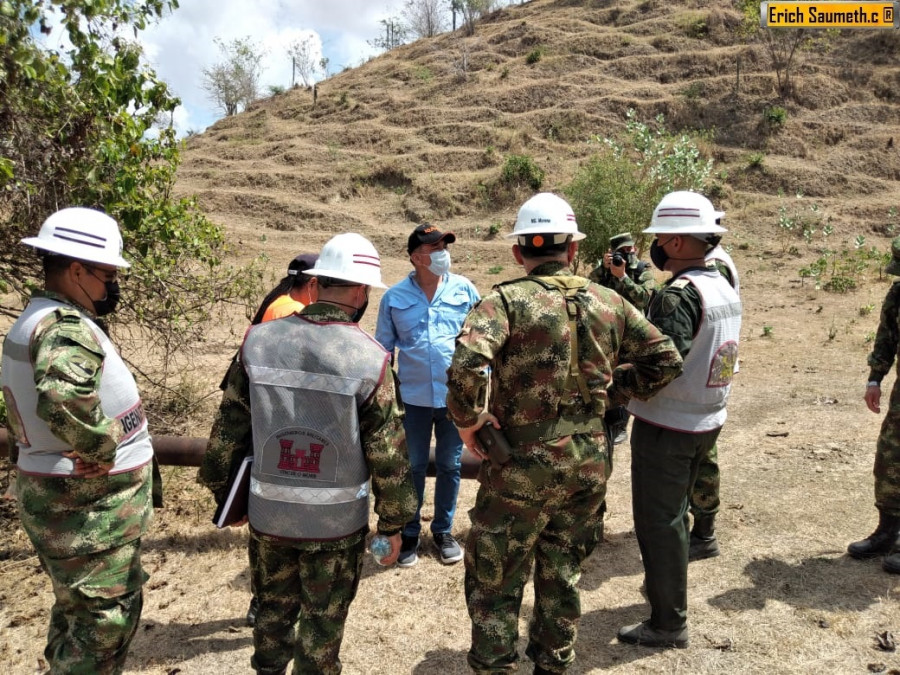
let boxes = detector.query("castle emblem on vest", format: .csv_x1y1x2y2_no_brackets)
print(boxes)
261,427,337,483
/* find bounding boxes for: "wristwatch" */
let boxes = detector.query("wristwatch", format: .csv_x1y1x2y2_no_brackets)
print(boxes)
867,381,881,387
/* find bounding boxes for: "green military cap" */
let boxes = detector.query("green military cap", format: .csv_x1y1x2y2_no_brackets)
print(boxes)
609,232,635,251
888,236,900,276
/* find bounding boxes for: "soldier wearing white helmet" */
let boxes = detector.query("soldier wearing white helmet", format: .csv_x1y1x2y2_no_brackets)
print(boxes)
1,207,154,673
447,193,683,673
618,191,741,650
200,232,416,674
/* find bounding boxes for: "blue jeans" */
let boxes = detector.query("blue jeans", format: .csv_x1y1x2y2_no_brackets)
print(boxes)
402,404,463,538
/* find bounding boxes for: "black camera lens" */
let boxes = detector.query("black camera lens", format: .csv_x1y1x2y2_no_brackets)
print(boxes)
612,252,625,266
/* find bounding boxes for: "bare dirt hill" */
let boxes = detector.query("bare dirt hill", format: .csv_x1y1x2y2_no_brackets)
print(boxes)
3,0,900,673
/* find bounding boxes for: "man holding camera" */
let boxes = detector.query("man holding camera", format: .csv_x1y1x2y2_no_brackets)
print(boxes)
590,233,660,444
589,232,658,312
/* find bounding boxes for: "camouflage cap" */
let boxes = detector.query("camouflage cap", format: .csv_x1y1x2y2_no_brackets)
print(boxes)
609,232,635,251
887,236,900,276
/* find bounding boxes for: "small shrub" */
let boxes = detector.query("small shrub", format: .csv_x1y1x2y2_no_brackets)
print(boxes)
526,46,544,65
489,222,501,236
501,154,545,191
488,265,504,274
268,85,286,96
681,81,705,100
500,66,509,79
764,105,787,127
746,152,765,169
414,65,433,82
762,325,774,337
338,91,348,106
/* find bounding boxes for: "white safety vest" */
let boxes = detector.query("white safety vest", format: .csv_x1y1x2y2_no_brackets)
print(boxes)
706,245,740,296
1,297,152,476
241,314,389,540
628,269,742,433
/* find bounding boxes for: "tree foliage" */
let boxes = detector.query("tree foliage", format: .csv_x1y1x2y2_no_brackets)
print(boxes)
287,34,321,88
201,36,264,116
403,0,447,39
368,17,409,52
456,0,496,36
735,0,835,99
565,110,713,267
0,0,263,408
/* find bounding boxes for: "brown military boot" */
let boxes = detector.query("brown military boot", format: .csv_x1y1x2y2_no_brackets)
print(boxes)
688,513,720,562
848,512,900,559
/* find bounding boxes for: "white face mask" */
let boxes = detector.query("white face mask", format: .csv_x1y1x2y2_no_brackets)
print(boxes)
427,249,451,276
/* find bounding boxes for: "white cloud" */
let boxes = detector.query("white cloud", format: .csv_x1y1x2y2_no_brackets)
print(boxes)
140,0,402,135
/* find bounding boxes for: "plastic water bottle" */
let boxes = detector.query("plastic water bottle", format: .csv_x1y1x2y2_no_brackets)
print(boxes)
370,534,393,566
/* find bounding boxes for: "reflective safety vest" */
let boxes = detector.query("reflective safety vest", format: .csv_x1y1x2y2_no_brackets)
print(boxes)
1,297,152,476
628,269,741,432
241,314,389,540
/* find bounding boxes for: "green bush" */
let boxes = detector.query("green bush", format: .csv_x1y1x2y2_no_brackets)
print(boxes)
526,46,545,65
565,109,714,266
501,154,545,191
764,105,787,127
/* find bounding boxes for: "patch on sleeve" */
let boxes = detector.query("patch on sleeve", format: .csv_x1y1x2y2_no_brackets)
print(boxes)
655,290,683,318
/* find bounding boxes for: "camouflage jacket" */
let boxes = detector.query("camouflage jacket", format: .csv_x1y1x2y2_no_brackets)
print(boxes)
868,281,900,384
446,261,683,432
6,290,123,466
589,259,659,312
199,303,417,550
7,291,152,557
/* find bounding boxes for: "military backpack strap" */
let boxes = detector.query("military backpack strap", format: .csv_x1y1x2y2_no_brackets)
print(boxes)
527,275,593,405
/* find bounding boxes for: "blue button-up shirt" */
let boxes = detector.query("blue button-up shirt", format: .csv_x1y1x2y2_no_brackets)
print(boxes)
375,272,480,408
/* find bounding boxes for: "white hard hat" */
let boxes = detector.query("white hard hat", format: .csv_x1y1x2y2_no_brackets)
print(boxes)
304,233,386,288
22,207,130,268
644,191,726,235
504,193,586,244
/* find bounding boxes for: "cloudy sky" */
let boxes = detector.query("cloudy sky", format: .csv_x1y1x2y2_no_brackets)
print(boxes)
139,0,405,135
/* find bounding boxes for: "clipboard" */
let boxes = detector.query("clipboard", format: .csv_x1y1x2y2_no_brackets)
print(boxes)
212,455,252,528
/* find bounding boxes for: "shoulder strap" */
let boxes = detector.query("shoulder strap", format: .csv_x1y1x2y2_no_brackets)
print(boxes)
527,275,593,405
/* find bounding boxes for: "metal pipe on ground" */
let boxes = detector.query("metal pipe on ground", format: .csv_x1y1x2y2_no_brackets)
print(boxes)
0,428,483,478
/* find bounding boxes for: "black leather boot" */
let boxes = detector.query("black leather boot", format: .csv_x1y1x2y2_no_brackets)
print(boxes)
688,513,720,562
848,512,900,559
883,548,900,574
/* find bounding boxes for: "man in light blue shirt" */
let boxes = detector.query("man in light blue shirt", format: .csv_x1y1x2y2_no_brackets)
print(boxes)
376,223,480,566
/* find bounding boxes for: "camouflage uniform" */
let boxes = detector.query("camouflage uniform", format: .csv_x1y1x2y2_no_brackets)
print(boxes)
867,281,900,517
589,257,658,313
200,303,417,675
446,261,682,673
3,290,152,675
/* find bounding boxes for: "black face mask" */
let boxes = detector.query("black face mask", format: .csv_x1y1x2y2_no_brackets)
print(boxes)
92,280,121,316
351,289,370,323
82,267,121,316
649,240,669,270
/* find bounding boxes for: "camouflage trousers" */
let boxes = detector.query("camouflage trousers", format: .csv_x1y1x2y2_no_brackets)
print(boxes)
689,443,720,516
875,383,900,515
39,540,146,675
250,534,365,675
464,440,607,674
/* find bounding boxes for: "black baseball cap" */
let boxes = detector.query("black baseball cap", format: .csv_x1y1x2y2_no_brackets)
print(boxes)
287,253,318,276
407,223,456,255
